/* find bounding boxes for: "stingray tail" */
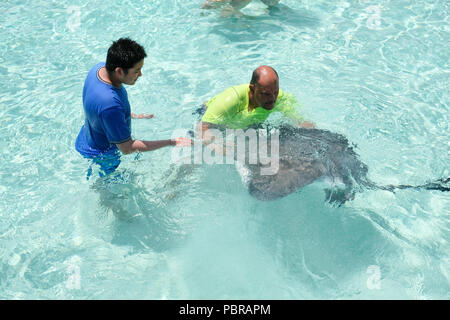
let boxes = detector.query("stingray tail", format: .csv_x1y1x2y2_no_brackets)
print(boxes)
379,177,450,193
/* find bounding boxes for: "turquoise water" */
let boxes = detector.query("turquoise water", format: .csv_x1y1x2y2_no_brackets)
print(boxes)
1,0,449,299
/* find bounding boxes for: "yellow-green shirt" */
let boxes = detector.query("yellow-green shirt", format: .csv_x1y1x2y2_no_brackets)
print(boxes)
201,84,303,129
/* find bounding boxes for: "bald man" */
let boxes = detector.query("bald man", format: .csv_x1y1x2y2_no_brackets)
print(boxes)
199,66,314,139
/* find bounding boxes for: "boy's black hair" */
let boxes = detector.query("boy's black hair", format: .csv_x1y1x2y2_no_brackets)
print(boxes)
105,38,147,74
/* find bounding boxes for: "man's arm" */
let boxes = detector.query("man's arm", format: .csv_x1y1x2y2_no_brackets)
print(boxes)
197,121,220,145
195,122,229,156
117,137,192,155
131,112,154,119
101,107,190,155
298,121,316,128
197,121,241,157
276,91,316,128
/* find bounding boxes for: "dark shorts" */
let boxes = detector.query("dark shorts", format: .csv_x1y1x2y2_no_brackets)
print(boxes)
85,149,121,180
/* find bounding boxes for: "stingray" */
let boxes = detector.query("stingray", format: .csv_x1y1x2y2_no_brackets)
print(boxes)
237,125,449,205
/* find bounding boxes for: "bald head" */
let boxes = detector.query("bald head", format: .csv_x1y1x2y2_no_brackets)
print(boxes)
250,65,279,87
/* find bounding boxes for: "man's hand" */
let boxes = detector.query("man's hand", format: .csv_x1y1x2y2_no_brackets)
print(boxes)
172,137,194,147
299,121,316,129
131,112,155,119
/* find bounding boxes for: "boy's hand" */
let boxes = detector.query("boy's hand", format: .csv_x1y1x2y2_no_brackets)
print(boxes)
131,113,155,119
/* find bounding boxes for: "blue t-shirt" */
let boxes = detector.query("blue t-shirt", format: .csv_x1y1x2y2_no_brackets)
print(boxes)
75,62,131,158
